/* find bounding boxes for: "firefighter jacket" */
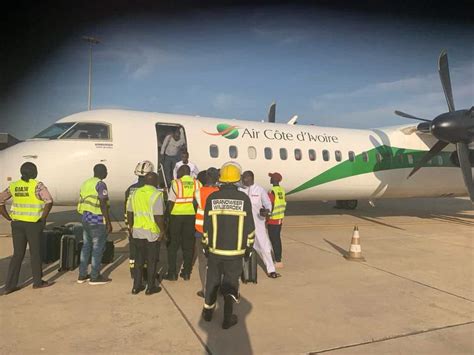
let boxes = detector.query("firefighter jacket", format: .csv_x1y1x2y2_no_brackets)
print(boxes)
203,184,255,258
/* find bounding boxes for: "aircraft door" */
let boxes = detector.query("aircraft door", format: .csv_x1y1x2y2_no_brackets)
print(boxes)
155,123,187,189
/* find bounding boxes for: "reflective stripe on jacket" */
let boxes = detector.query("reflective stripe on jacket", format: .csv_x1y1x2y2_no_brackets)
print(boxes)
195,186,219,233
171,175,200,215
269,186,286,220
77,177,101,215
9,179,44,222
129,185,162,234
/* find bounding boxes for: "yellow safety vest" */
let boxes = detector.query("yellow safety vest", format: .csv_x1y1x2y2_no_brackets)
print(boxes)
129,185,162,234
269,186,286,220
9,179,44,222
171,175,200,215
77,177,102,215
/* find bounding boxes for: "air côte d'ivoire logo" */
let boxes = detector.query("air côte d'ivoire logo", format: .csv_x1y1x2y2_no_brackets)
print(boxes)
204,123,340,143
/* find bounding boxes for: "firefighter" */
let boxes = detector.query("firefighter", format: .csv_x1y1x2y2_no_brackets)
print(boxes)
165,165,201,281
124,160,155,279
202,162,255,329
193,167,220,297
127,172,165,295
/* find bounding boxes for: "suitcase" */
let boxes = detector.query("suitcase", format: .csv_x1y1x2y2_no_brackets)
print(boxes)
59,235,79,271
40,230,62,263
78,240,115,264
241,251,257,284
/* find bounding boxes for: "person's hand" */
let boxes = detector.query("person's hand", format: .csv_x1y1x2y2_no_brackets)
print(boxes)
106,222,113,234
259,208,269,218
244,247,253,261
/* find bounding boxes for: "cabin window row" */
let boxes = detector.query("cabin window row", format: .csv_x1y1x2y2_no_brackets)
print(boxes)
209,145,355,162
209,145,447,166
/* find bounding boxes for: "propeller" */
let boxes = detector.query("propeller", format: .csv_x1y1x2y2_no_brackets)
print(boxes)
268,102,276,123
394,50,474,202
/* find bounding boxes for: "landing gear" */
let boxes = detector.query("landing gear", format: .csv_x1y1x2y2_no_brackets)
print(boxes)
335,200,358,210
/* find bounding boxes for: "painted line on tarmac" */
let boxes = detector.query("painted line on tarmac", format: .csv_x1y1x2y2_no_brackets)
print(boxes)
286,236,474,303
161,283,213,355
308,320,474,354
284,221,471,228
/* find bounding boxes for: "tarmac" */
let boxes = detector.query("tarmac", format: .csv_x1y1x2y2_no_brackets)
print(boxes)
0,197,473,354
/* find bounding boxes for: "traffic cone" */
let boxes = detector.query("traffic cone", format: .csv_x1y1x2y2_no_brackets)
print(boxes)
344,225,366,262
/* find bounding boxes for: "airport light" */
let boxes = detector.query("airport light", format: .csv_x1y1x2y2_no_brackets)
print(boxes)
82,36,101,111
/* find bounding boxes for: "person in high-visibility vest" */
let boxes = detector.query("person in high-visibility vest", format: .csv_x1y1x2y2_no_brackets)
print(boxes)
165,165,201,281
77,164,113,285
124,160,155,279
201,162,255,329
193,167,220,297
267,172,287,269
127,172,165,295
0,162,54,294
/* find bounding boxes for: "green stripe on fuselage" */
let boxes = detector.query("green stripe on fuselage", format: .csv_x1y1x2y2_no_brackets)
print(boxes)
288,145,456,195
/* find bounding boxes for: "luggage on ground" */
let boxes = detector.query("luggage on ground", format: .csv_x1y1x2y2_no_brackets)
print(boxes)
40,230,62,263
58,235,79,271
241,251,257,284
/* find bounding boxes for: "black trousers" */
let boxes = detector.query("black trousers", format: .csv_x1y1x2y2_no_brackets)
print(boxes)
268,224,283,262
5,221,44,289
204,254,242,308
133,239,160,289
167,215,195,275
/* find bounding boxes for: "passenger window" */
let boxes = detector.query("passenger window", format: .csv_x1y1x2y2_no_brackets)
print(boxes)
397,153,403,164
264,147,273,160
248,146,257,160
309,149,316,161
210,145,219,158
407,154,414,164
348,151,355,162
323,150,330,161
335,150,342,162
376,153,382,163
61,123,110,140
362,152,369,162
294,149,302,161
229,146,238,159
280,148,288,160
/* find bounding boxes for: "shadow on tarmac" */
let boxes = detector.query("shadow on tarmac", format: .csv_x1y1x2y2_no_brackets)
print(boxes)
285,198,474,227
198,295,253,355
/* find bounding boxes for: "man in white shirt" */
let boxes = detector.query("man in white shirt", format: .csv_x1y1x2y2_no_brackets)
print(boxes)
173,151,199,180
161,128,185,185
240,170,280,278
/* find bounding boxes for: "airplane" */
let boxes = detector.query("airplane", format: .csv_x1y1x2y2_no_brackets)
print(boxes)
0,50,472,209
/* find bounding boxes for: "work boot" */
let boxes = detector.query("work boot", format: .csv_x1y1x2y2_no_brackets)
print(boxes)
222,295,238,329
164,272,178,281
202,308,214,322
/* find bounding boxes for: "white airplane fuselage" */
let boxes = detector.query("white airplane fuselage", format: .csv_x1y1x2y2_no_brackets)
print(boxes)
0,109,469,205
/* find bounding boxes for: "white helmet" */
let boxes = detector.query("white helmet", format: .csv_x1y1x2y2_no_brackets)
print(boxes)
134,160,154,176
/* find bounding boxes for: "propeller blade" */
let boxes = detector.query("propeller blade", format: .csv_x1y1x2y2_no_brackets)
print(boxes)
438,49,455,112
456,142,474,202
268,102,276,123
407,140,449,178
394,110,431,122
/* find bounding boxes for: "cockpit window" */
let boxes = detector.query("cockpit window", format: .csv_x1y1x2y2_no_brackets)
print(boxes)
61,123,110,140
33,123,76,139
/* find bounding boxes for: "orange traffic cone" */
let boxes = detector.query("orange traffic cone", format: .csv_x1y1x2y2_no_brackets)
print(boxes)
344,225,365,262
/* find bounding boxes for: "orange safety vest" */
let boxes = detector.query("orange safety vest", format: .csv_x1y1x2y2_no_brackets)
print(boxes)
195,185,219,233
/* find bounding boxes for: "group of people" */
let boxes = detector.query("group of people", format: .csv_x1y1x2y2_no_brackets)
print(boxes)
0,156,287,330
